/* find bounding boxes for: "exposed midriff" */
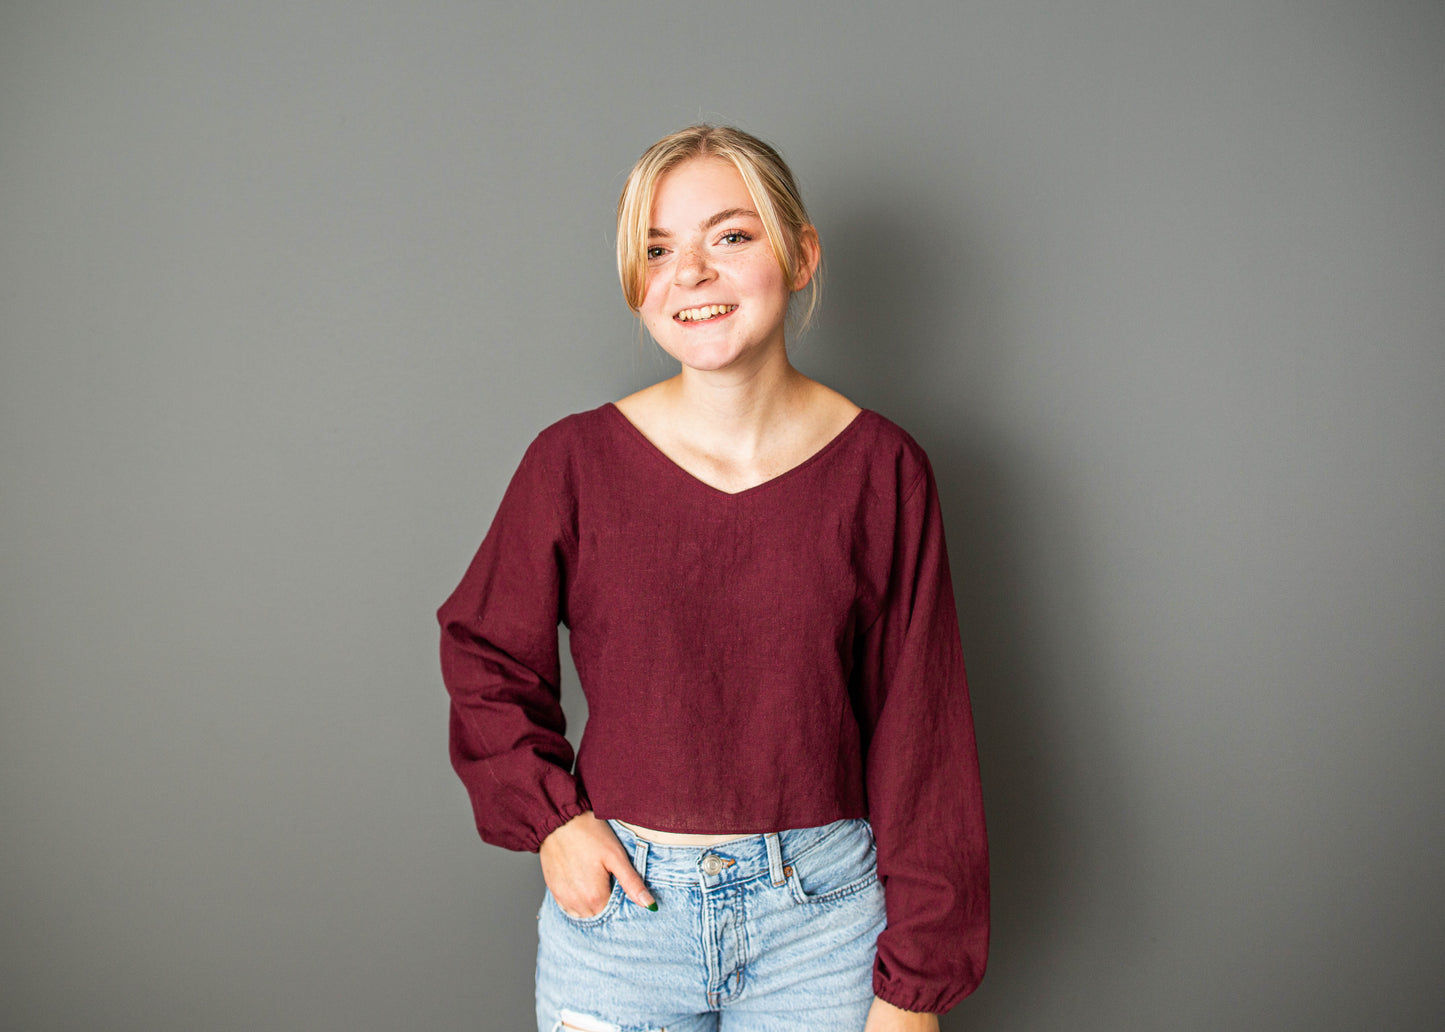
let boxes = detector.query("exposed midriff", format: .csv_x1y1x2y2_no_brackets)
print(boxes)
616,821,753,847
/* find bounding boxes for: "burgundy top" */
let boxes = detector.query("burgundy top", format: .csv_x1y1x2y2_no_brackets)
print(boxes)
438,403,988,1013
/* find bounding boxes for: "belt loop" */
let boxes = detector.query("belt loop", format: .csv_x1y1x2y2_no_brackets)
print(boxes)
765,832,785,886
632,838,650,881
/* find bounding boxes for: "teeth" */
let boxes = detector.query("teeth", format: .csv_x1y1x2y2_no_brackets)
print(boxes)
676,304,737,322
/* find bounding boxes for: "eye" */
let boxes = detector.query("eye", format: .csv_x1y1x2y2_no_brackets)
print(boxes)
719,230,752,245
646,245,668,260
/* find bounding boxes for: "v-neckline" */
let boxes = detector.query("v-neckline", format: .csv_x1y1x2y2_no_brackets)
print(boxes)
603,402,871,499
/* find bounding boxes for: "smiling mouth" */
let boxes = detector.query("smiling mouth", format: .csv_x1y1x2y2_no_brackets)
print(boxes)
674,304,738,323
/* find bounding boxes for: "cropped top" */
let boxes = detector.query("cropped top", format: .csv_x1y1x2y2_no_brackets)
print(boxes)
438,403,989,1013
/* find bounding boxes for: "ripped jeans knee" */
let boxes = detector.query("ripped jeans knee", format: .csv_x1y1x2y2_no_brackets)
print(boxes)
552,1009,664,1032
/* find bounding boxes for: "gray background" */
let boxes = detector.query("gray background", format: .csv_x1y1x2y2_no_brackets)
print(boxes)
2,2,1442,1030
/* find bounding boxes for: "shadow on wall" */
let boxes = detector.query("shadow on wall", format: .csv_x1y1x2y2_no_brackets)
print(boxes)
819,194,1141,1025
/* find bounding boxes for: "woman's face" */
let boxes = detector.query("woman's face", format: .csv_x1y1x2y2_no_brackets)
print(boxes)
639,158,809,375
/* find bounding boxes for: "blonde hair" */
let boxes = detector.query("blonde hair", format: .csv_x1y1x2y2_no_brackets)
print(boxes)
616,125,820,331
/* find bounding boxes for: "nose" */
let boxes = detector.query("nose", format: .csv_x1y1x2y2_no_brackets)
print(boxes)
673,245,715,287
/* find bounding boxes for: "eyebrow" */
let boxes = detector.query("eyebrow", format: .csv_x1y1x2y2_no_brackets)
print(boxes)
648,207,760,239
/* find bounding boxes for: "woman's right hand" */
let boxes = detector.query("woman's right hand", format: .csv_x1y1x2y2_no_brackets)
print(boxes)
539,811,656,918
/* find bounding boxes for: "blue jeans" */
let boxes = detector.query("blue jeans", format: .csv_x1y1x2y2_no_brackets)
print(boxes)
535,818,886,1032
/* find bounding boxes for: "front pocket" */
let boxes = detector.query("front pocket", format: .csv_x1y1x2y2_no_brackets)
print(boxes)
784,820,879,905
549,880,625,927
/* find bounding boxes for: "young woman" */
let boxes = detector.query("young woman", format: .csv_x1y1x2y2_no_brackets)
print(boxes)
439,126,988,1032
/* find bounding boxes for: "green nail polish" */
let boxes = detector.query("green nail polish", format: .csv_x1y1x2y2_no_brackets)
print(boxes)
646,901,658,911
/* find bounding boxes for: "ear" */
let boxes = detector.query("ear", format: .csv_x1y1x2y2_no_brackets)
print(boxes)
791,225,821,292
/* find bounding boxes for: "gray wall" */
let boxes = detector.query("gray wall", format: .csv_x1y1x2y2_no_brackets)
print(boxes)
2,2,1441,1029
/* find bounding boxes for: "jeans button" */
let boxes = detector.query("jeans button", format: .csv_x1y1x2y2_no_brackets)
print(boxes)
701,854,726,876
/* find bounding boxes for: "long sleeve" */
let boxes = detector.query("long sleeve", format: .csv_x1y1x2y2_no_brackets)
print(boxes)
437,434,590,853
853,458,990,1013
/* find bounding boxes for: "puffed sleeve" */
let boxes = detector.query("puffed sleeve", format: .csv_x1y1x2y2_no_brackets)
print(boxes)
853,456,989,1014
437,431,590,853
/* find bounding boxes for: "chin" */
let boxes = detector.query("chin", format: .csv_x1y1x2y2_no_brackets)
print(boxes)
651,337,733,370
673,346,754,373
667,354,732,374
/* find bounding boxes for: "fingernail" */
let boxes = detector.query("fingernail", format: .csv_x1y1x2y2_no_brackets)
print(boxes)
646,900,658,912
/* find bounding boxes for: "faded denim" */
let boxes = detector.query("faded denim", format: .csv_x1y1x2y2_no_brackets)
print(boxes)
536,818,885,1032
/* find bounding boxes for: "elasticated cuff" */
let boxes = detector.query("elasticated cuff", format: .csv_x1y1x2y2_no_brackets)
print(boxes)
528,795,594,853
872,966,977,1016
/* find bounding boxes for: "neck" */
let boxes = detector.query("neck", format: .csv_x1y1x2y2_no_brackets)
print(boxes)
669,350,809,456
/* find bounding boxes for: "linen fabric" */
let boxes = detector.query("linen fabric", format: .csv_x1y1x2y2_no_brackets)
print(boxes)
438,404,988,1013
536,818,885,1032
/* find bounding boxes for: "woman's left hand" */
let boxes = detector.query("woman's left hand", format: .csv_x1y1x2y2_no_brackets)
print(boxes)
864,996,941,1032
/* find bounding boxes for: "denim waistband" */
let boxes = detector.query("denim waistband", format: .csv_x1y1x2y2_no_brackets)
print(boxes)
607,818,869,890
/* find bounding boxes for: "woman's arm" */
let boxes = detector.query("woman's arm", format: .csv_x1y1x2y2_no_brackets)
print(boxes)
865,996,941,1032
438,430,590,853
853,452,989,1014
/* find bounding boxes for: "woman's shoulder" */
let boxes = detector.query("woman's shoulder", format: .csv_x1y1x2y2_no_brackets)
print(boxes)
498,405,628,499
610,380,675,438
527,403,624,452
838,402,930,473
855,408,927,457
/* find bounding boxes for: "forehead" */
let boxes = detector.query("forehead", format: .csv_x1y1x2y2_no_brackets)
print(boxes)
650,157,757,226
